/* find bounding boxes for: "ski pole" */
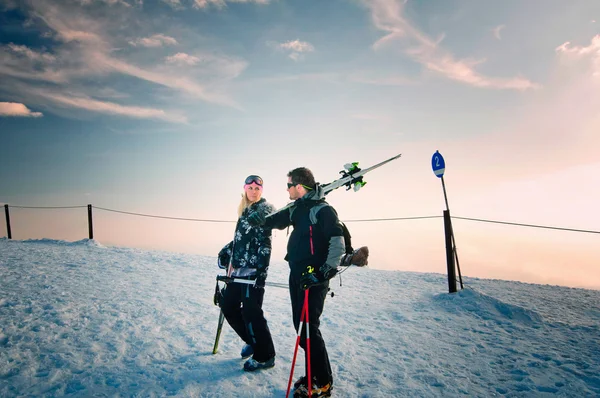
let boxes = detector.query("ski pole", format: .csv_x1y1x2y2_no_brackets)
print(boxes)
304,289,312,398
285,291,308,398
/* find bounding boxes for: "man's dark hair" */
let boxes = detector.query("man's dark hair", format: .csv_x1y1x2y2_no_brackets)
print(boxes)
288,167,316,189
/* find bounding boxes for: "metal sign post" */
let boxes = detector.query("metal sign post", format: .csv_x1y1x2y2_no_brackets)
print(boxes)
432,151,463,292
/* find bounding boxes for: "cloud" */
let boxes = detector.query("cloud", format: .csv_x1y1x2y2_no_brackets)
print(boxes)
492,25,505,40
39,92,186,123
192,0,269,9
556,35,600,76
0,43,67,82
269,39,315,61
93,52,245,107
556,35,600,56
165,52,201,66
129,34,178,47
33,5,105,45
6,43,57,62
161,0,184,10
0,0,246,120
363,0,540,90
0,102,43,117
77,0,132,6
279,40,314,53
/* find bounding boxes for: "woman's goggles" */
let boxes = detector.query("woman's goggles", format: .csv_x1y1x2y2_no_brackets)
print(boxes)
245,175,263,186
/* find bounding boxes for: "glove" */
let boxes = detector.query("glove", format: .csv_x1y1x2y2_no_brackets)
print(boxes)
300,265,338,290
254,272,267,289
217,250,230,269
300,267,322,290
247,211,266,226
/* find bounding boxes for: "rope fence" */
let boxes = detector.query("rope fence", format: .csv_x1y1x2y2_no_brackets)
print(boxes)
2,203,598,293
451,216,600,235
2,204,599,238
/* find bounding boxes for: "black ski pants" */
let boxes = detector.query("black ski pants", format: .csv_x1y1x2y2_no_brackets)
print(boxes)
289,273,333,386
221,282,276,362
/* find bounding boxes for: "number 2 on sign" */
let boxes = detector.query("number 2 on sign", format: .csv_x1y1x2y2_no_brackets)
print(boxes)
435,156,440,167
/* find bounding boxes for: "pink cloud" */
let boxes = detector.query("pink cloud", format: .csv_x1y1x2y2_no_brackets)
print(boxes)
6,43,57,62
129,34,178,47
0,102,43,117
268,39,315,61
40,93,186,123
556,35,600,75
0,1,246,116
492,25,505,40
165,52,201,66
363,0,540,90
193,0,269,9
279,40,314,53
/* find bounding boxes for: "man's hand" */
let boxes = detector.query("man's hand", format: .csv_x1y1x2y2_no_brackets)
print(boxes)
300,265,338,290
247,211,266,226
320,264,338,280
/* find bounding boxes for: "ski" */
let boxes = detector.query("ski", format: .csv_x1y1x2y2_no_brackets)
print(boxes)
268,153,402,217
211,311,226,354
212,262,233,354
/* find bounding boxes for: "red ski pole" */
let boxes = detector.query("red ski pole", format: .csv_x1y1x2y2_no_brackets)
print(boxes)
304,289,312,397
285,293,307,398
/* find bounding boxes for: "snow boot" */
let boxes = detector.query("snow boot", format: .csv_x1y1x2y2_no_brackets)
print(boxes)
293,379,332,397
243,357,275,372
240,344,253,359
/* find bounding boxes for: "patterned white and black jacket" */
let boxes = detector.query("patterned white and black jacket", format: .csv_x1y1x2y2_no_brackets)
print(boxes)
218,198,276,279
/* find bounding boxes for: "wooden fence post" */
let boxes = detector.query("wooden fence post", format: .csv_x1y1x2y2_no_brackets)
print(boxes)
4,204,11,239
444,210,457,293
88,204,94,240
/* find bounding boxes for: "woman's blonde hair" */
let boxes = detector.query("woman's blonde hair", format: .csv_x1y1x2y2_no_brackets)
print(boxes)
237,192,258,218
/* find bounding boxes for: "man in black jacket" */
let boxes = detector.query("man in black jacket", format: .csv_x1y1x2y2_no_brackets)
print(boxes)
249,167,343,397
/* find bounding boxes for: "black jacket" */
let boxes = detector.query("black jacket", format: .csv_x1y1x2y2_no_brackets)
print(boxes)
219,198,276,279
263,184,345,278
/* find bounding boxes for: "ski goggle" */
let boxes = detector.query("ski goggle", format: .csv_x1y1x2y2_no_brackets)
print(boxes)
287,182,312,190
245,175,263,186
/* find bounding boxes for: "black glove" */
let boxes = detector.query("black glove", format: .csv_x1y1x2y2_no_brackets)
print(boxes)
254,272,267,289
247,211,266,226
217,250,230,269
299,265,338,290
300,267,321,290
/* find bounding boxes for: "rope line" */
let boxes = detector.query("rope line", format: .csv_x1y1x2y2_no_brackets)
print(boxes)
265,281,289,289
93,206,236,223
10,205,88,209
452,216,600,235
343,216,442,222
4,204,599,235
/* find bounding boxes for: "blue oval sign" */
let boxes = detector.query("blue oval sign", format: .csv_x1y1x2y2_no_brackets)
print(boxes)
432,151,445,178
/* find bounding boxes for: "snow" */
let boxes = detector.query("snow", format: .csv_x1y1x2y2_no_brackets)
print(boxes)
0,238,599,397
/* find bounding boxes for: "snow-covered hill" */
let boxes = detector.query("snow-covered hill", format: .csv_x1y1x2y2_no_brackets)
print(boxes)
1,238,598,397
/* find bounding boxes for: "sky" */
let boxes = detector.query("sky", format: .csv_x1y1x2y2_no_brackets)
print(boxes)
1,238,599,396
1,0,600,289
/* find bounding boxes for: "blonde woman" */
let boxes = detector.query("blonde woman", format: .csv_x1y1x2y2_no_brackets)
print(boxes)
217,175,277,371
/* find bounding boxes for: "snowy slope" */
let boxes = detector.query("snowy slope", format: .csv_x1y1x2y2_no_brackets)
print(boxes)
0,238,598,397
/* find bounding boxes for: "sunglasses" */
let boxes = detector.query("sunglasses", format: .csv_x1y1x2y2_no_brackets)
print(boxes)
287,182,297,189
245,175,263,186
